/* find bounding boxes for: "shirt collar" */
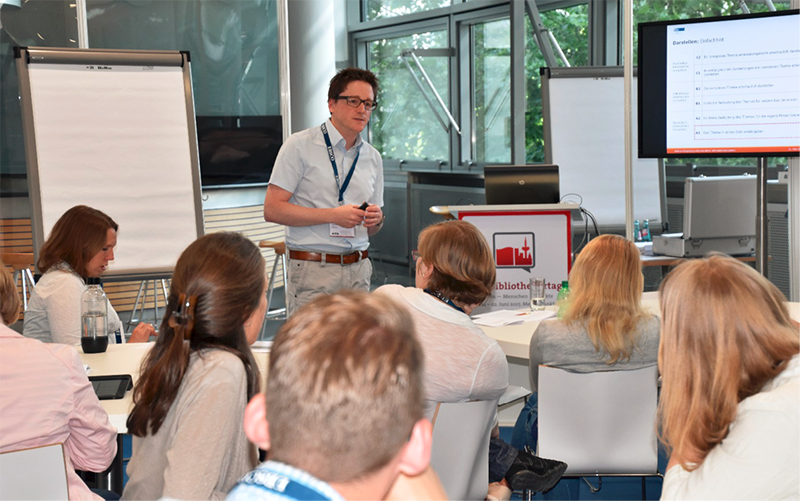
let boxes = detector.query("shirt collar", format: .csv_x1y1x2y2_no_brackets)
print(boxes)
0,323,24,338
324,118,363,150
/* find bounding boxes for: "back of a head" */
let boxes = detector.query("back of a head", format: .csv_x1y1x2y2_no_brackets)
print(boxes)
417,219,496,305
164,232,266,351
266,290,423,484
563,234,646,361
658,254,799,467
127,232,265,437
37,205,118,277
0,262,21,325
568,234,643,311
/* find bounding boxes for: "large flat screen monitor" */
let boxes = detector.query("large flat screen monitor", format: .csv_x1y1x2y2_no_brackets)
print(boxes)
196,115,282,188
638,10,799,158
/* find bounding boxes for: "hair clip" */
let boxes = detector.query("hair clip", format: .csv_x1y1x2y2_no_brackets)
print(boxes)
168,293,197,339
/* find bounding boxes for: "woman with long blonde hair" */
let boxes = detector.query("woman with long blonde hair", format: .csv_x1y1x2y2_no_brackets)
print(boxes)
658,254,799,499
511,234,660,450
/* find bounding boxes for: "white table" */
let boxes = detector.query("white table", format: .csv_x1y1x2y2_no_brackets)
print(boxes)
80,341,271,434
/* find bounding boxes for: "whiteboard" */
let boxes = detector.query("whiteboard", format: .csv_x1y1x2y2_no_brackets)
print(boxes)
542,67,663,229
16,47,204,279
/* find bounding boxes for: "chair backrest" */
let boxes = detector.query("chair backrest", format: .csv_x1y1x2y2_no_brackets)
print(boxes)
429,398,499,501
538,365,659,475
0,443,69,501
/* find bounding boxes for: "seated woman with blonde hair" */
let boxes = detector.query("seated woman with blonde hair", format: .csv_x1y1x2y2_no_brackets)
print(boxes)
658,254,799,500
512,234,660,450
23,205,155,345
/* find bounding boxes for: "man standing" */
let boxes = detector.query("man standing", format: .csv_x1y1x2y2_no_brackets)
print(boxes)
264,68,384,314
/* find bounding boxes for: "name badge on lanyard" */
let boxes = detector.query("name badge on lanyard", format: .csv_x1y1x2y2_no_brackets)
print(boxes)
321,122,360,205
322,122,360,238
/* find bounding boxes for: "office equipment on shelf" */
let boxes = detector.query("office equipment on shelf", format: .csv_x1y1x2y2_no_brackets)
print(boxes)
484,165,560,205
653,175,757,257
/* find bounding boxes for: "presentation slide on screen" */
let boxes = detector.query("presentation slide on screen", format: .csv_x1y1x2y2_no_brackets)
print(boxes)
666,14,799,154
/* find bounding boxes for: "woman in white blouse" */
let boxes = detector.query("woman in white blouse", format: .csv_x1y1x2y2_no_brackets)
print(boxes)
376,219,566,495
658,254,799,500
23,205,155,345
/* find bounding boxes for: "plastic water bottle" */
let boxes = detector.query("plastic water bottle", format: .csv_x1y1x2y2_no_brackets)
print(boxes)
556,280,571,320
642,219,652,242
81,278,109,353
634,220,642,242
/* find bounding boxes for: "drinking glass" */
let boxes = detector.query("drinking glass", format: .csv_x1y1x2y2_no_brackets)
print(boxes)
530,277,546,311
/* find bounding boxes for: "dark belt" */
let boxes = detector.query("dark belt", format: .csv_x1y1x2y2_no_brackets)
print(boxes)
289,250,368,265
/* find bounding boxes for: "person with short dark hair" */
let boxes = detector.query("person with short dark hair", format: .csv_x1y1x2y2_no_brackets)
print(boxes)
263,68,385,315
122,232,267,501
23,205,156,345
227,290,443,501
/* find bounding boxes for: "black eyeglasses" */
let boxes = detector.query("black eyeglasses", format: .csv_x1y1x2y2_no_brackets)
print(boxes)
336,96,378,111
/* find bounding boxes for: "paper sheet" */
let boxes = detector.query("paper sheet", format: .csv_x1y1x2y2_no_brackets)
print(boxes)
472,309,556,327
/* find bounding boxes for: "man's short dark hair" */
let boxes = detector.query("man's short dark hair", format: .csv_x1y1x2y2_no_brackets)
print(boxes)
328,67,379,101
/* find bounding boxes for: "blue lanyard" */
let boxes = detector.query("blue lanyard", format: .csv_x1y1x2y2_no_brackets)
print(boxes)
237,468,332,501
424,289,465,314
321,122,360,204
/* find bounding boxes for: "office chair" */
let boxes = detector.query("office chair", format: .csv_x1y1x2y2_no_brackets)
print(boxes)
429,398,500,501
537,365,661,500
0,443,69,500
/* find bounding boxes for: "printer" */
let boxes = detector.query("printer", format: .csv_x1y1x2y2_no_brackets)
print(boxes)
653,175,756,258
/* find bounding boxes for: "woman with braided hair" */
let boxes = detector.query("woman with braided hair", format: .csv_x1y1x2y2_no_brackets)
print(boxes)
122,233,267,501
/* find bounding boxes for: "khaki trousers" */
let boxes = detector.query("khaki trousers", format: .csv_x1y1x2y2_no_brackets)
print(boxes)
285,256,372,316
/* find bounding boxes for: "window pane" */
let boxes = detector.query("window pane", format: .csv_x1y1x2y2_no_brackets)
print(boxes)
366,0,451,22
1,1,79,178
368,30,449,162
473,18,511,163
85,0,280,116
525,4,589,163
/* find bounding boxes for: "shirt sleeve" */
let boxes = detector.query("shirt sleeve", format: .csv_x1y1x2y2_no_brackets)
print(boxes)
64,348,118,472
161,360,252,501
661,405,800,500
46,274,85,347
268,134,304,195
528,323,547,393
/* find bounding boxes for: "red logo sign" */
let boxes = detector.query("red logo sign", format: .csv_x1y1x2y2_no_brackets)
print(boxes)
493,232,534,270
